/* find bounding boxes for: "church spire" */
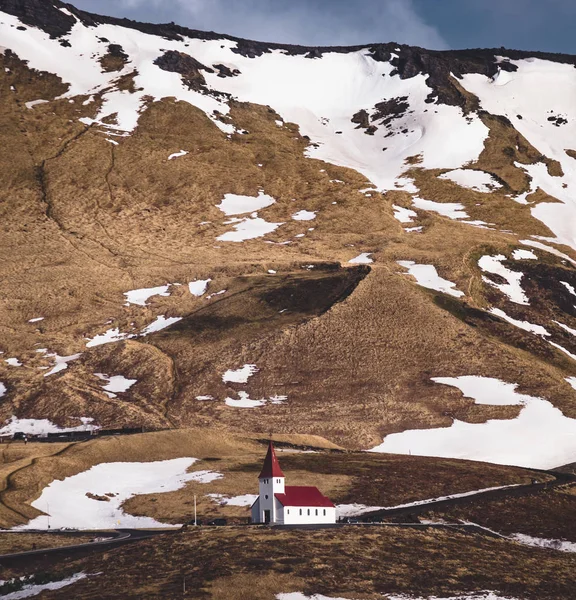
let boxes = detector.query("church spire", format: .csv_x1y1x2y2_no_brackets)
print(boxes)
258,440,285,479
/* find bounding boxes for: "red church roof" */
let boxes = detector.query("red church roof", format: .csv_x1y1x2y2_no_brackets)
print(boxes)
258,440,285,479
275,486,335,508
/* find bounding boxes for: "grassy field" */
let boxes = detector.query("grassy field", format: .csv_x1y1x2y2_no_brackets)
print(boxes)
3,525,576,599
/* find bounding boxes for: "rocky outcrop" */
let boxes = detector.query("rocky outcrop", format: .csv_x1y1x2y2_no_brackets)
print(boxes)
153,51,213,91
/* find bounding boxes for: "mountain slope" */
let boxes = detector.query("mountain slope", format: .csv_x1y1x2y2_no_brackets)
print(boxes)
0,0,575,466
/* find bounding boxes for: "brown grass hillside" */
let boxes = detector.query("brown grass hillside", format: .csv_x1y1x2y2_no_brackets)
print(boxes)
0,44,575,453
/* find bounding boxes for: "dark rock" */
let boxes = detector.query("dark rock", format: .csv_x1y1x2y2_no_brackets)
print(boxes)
351,109,370,130
372,96,410,126
154,50,214,91
213,63,241,78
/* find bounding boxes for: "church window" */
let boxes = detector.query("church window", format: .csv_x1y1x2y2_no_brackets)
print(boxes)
307,509,310,516
265,495,268,499
287,509,290,514
299,509,302,515
315,509,318,516
323,509,326,516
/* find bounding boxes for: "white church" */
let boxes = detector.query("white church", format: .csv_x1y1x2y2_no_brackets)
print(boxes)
251,440,336,525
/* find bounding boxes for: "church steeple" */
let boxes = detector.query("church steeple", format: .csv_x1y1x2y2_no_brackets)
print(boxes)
258,440,285,479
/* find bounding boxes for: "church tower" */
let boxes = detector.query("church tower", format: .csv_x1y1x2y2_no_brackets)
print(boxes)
257,440,285,524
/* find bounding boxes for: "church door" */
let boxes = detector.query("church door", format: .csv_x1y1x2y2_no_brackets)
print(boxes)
264,510,271,524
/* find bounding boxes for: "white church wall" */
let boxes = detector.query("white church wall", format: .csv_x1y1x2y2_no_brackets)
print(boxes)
282,505,336,525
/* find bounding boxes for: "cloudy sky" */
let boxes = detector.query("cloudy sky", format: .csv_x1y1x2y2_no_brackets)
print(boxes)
71,0,576,53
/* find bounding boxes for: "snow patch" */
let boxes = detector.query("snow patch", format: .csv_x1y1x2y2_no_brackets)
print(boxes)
489,308,550,337
207,493,258,506
412,197,469,220
0,573,88,599
86,327,133,348
168,150,188,160
478,255,529,305
439,169,502,193
349,253,373,264
124,285,170,306
217,216,283,242
510,532,576,553
371,376,576,468
17,458,219,530
512,249,537,260
5,358,22,367
393,205,417,224
222,364,258,384
217,192,276,216
141,315,182,335
225,391,286,408
43,352,82,377
0,417,97,437
189,279,211,296
292,210,316,221
398,261,464,298
94,373,137,398
28,317,45,323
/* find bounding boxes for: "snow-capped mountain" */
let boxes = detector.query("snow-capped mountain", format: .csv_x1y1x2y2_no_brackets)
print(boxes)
0,0,575,469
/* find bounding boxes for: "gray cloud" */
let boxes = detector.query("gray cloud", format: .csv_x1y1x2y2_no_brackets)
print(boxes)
72,0,448,49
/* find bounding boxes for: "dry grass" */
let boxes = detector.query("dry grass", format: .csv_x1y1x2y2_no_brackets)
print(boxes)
425,484,576,541
5,526,576,599
0,49,575,459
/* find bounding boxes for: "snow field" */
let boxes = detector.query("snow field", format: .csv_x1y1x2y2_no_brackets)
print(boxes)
372,376,576,468
461,59,576,252
397,261,464,298
18,458,222,530
0,12,490,199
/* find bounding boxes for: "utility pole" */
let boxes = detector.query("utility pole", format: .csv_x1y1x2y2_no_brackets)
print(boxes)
47,502,50,529
194,494,197,526
183,576,186,594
